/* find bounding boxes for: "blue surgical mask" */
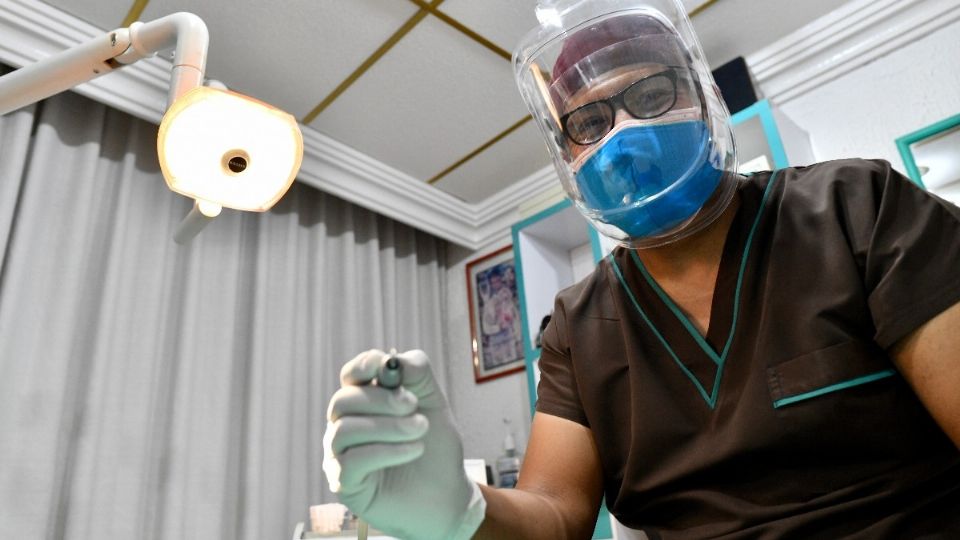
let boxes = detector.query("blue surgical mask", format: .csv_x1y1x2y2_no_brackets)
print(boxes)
573,120,722,239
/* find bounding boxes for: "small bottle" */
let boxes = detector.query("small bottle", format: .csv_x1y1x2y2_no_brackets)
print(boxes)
496,419,521,488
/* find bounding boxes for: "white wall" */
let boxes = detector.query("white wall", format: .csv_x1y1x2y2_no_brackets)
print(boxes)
763,18,960,184
443,242,532,476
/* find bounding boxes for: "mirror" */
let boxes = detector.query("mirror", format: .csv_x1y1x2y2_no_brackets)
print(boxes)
896,113,960,202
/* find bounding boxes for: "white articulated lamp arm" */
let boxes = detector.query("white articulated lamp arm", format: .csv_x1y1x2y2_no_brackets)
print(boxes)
0,28,132,114
115,13,208,107
0,13,303,244
0,12,208,116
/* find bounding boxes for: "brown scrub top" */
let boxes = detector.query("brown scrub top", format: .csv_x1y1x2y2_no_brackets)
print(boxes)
537,159,960,538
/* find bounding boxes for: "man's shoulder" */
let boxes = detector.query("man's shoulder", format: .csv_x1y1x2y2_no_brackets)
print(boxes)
757,158,896,211
554,254,621,321
778,158,893,190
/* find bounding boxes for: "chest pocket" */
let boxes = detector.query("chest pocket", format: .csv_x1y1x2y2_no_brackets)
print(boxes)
766,340,896,409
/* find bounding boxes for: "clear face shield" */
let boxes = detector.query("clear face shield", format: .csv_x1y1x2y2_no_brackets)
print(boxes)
514,1,738,248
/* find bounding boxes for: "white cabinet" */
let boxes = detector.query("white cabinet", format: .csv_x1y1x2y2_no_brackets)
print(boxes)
510,200,615,539
510,200,602,416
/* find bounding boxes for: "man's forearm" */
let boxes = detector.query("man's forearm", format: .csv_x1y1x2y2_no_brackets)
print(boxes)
472,484,597,539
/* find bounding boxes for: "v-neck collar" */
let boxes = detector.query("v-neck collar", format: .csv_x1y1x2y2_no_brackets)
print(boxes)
610,171,780,408
627,230,739,362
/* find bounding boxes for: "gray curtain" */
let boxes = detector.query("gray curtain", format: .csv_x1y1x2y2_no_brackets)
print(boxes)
0,90,449,539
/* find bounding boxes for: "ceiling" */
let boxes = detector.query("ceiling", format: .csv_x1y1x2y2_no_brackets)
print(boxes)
30,0,848,208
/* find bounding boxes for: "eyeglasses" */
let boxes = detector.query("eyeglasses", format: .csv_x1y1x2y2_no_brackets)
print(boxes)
560,69,679,145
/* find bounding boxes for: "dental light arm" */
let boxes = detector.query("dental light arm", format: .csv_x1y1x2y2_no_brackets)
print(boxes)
117,14,208,107
0,13,303,244
0,27,129,114
0,12,207,118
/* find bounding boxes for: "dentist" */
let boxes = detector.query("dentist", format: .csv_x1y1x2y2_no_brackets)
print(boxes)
324,1,960,538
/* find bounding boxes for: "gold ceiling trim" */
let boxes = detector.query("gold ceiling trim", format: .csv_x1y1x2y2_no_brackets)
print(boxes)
690,0,721,18
121,0,150,27
427,115,532,185
301,0,445,124
405,0,512,61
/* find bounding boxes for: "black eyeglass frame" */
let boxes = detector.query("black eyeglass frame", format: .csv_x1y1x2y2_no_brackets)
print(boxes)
560,68,681,146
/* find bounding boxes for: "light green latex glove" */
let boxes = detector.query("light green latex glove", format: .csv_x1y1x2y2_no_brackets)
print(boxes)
323,349,486,540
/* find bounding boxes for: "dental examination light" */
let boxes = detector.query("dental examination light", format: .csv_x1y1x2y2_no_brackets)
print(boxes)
0,12,304,243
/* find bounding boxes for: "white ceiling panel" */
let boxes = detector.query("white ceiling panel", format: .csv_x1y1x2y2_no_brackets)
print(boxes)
431,121,551,203
308,12,529,183
139,0,419,119
441,0,724,59
42,0,129,29
692,0,846,68
439,0,539,53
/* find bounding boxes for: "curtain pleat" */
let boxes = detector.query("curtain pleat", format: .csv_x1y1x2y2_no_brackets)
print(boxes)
0,90,449,540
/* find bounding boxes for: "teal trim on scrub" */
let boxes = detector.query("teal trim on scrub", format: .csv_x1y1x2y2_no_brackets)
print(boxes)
629,250,721,366
611,255,715,404
772,369,896,408
512,199,575,417
730,99,789,169
895,112,960,188
612,171,781,409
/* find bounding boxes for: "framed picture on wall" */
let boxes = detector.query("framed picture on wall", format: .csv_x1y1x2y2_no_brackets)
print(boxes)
465,245,526,383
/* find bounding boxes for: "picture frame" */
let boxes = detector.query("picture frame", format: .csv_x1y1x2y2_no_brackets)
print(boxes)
465,245,526,383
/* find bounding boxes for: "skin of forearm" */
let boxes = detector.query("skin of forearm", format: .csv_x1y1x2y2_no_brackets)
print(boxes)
472,484,596,540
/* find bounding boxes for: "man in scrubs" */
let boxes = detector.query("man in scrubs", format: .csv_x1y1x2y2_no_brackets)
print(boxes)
322,0,960,538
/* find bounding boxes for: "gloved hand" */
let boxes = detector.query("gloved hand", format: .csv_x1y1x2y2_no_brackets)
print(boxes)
323,349,486,540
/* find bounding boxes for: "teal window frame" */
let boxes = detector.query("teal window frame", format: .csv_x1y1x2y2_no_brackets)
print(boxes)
895,112,960,188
